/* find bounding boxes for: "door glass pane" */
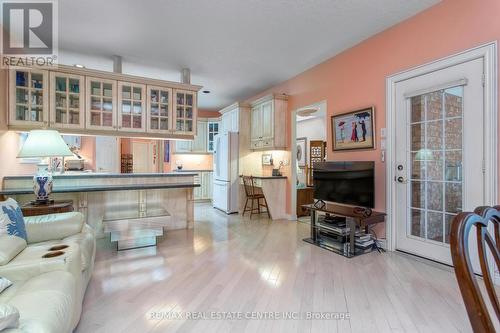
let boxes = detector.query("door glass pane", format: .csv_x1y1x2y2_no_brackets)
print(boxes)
55,77,66,92
69,79,80,93
409,86,464,244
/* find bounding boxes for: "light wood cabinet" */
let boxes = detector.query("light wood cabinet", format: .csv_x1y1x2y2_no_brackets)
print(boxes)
192,120,207,153
175,119,219,154
7,65,200,140
147,86,172,134
118,82,146,132
173,89,197,135
9,68,49,128
50,72,85,130
86,77,117,131
250,94,287,150
194,171,213,200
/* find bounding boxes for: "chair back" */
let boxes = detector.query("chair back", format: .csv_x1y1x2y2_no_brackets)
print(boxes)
242,176,256,197
450,206,500,332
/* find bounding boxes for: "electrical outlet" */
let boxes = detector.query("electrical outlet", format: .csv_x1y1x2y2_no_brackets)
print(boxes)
381,128,387,138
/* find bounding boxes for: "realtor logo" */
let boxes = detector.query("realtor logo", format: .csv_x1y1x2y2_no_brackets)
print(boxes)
1,0,58,67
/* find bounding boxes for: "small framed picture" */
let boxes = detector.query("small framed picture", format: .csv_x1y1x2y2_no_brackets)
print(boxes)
296,137,307,168
331,107,375,151
262,153,273,166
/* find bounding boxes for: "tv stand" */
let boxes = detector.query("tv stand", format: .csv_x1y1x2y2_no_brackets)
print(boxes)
302,203,386,258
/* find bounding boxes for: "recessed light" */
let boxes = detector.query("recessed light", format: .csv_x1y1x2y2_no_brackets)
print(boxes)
202,90,210,94
73,64,86,68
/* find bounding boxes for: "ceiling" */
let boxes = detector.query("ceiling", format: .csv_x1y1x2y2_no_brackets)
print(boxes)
58,0,439,110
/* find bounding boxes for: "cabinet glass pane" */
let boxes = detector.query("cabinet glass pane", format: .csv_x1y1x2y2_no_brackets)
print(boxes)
16,105,28,120
122,85,131,99
31,107,43,121
133,116,141,128
16,71,28,87
133,87,141,100
31,73,43,89
91,97,102,110
150,90,158,102
133,102,142,114
122,115,131,128
91,112,101,126
69,79,80,93
151,103,159,115
91,82,101,95
176,106,183,118
69,95,79,109
16,88,28,104
103,112,113,126
55,93,66,108
176,119,183,131
32,91,43,106
177,93,184,105
160,118,168,130
160,105,168,116
185,120,192,132
103,83,113,97
160,91,168,103
151,118,159,130
122,100,131,113
186,94,193,106
185,107,192,119
69,110,79,124
55,77,66,92
103,98,113,111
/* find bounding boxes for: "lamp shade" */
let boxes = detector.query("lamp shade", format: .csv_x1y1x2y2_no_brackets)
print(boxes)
17,130,73,158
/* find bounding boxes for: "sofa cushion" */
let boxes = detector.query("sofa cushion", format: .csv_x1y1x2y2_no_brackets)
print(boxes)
24,212,84,244
5,271,76,333
0,304,19,331
0,198,27,241
0,277,13,294
0,235,27,266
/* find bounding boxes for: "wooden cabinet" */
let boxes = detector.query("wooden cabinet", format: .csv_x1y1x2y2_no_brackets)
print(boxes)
118,82,146,132
175,119,219,154
173,89,197,135
86,77,117,130
50,72,85,129
7,65,200,140
147,86,172,134
192,120,207,152
194,171,213,200
297,187,314,217
9,68,49,128
250,94,287,150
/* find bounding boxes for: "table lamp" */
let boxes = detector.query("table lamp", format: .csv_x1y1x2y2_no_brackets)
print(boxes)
17,130,73,203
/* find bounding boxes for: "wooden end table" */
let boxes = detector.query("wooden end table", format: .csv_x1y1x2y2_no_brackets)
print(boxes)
21,200,74,217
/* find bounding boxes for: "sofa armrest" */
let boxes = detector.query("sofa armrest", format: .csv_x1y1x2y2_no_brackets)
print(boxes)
24,212,84,244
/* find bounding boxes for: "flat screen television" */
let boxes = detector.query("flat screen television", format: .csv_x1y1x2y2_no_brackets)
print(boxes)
313,161,375,208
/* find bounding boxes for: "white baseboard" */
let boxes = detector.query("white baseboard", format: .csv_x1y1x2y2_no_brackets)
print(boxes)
376,239,388,250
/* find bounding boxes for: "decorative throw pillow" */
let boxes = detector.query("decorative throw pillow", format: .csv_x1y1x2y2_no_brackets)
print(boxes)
0,198,27,241
0,277,12,294
0,304,19,331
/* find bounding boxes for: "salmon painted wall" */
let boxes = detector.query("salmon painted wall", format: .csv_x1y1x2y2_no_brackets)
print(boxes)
242,0,500,220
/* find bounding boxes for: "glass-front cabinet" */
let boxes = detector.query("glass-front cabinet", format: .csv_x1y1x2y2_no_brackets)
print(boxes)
147,86,172,133
86,77,117,130
207,121,219,152
118,82,146,132
50,72,85,129
173,89,196,135
9,69,49,127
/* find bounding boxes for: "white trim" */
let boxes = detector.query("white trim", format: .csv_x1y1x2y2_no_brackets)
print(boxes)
385,41,498,252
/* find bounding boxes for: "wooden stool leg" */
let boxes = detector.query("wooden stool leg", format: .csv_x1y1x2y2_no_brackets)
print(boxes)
250,198,255,219
264,197,270,218
243,198,249,216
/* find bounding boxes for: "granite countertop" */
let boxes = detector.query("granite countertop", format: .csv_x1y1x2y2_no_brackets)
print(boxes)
3,172,198,180
240,175,287,179
0,182,200,196
173,169,213,172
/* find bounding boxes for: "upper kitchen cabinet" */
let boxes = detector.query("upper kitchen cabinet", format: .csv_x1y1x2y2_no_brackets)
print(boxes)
147,86,172,134
118,82,146,132
50,72,85,129
86,77,117,131
250,94,287,150
192,120,207,152
173,89,197,136
207,120,219,152
9,68,49,128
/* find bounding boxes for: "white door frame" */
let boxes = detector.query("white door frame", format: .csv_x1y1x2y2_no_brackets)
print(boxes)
291,100,327,220
386,41,498,251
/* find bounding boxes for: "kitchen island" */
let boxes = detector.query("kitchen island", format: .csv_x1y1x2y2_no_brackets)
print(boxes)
2,173,199,249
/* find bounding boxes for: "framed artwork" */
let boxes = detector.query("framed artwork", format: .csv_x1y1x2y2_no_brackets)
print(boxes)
331,107,375,151
296,137,307,167
262,153,273,166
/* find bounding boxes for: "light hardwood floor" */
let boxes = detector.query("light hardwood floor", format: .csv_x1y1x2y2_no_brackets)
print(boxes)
76,203,472,333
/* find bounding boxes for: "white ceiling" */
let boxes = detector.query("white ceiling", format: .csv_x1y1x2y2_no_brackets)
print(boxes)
58,0,439,110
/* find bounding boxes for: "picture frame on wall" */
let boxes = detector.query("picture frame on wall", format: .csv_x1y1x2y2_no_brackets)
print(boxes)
296,137,307,167
331,106,375,151
262,153,273,166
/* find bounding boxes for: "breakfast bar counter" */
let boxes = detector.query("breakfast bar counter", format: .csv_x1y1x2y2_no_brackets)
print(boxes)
2,173,198,242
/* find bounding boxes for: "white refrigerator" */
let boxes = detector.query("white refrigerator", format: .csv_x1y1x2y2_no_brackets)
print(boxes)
213,131,239,214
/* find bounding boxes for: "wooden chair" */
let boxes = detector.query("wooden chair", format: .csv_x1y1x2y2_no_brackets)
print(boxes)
450,206,500,332
242,176,270,219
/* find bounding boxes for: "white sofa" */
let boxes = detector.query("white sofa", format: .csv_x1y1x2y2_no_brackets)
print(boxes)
0,212,96,333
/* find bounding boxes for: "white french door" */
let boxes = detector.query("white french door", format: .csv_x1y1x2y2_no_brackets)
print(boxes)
394,57,485,265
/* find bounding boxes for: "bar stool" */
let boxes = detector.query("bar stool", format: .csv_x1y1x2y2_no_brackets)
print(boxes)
242,176,271,219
